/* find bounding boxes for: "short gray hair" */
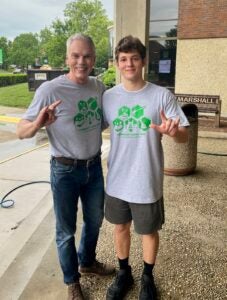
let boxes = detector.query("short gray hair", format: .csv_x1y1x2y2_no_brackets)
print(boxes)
66,33,96,55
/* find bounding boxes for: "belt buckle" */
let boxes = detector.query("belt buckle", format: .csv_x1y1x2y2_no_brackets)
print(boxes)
86,157,92,167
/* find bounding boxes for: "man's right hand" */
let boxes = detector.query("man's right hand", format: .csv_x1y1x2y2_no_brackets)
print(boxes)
17,100,61,139
34,100,62,129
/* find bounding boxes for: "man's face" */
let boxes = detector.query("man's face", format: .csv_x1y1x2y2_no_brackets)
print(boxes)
66,39,95,84
117,51,145,82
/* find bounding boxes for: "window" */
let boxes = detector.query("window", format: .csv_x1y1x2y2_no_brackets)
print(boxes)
148,0,179,89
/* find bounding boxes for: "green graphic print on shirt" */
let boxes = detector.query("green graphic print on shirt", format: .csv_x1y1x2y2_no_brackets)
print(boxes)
113,105,151,137
74,97,102,131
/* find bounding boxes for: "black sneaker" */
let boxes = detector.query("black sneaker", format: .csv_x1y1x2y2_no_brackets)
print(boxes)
139,274,157,300
106,266,134,300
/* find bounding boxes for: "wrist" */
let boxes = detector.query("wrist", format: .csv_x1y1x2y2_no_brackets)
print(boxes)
32,121,41,133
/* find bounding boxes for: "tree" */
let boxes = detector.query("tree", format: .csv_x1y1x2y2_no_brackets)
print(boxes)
42,35,67,68
64,0,112,68
0,37,11,69
165,27,177,49
39,23,67,67
3,1,111,69
39,27,53,64
8,33,39,68
38,0,111,68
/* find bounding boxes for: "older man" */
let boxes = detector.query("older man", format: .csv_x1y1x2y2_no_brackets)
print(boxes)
17,33,114,300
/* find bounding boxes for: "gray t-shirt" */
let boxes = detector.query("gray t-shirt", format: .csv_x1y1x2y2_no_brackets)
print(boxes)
103,82,189,204
23,75,105,159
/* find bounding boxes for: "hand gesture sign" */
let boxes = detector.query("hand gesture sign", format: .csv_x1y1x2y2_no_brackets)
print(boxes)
34,100,62,129
150,110,180,138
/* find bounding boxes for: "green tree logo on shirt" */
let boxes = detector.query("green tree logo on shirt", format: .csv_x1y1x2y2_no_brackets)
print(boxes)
74,97,102,130
113,105,151,136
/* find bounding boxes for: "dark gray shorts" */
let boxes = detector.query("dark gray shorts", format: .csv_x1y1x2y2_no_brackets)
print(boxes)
105,194,165,235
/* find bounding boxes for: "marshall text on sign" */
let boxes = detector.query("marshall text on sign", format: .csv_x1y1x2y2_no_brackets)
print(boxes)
175,94,221,127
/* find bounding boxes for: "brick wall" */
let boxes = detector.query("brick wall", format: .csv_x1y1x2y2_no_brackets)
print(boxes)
178,0,227,39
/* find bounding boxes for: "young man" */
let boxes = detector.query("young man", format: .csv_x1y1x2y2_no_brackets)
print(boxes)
103,35,189,300
17,33,114,300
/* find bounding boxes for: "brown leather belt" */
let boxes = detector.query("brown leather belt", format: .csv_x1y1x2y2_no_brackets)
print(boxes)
53,153,101,167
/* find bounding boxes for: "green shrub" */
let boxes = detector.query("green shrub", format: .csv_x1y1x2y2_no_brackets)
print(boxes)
0,74,27,87
100,67,116,88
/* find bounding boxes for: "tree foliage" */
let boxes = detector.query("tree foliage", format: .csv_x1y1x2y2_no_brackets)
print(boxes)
38,0,111,68
64,0,111,67
2,0,112,69
165,27,177,49
8,33,39,68
100,66,116,88
39,23,67,67
0,37,11,69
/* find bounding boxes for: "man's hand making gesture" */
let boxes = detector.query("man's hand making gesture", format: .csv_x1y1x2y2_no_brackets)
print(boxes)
34,100,62,129
17,100,62,139
150,110,189,143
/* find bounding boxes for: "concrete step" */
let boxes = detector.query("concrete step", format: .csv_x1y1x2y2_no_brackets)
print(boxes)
0,190,53,297
0,201,54,300
0,142,110,299
19,239,66,300
18,206,84,300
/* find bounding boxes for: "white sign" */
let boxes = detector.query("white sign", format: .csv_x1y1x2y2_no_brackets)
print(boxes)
159,60,171,74
35,73,47,80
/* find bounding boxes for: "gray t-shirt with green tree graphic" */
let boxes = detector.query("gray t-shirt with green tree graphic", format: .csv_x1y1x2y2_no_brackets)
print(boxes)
103,82,189,204
23,75,105,159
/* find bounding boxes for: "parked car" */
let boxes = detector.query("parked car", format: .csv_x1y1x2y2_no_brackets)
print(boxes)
13,68,22,74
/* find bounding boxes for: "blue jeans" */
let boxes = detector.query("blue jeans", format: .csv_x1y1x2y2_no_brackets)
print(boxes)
50,157,104,284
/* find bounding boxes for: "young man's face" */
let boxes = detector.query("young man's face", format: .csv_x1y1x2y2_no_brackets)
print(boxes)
117,51,145,82
66,39,95,84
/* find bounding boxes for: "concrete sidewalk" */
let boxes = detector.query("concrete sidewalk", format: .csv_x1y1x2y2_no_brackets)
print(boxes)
0,138,110,300
0,117,226,299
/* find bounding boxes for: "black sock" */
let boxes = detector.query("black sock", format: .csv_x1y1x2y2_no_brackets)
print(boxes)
143,261,154,277
118,257,129,270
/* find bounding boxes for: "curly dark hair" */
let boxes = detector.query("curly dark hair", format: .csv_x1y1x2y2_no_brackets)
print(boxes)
115,35,146,61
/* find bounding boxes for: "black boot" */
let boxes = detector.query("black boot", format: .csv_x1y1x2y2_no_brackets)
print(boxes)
106,266,134,300
139,273,157,300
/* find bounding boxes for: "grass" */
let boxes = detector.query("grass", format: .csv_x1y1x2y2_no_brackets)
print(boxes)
0,83,34,108
0,70,11,74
